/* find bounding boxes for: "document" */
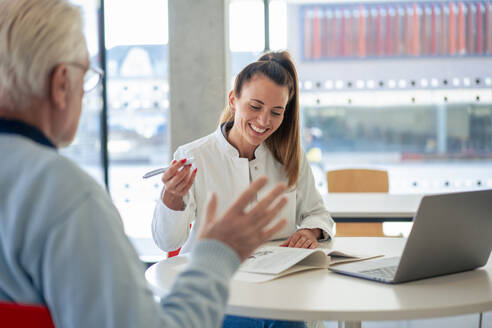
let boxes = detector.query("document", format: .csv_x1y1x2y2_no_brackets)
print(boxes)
233,245,382,283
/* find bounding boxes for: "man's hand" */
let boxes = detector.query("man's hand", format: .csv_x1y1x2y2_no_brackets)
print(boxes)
279,228,321,249
198,177,287,261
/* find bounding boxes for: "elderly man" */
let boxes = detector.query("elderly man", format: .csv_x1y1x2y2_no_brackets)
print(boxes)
0,0,289,327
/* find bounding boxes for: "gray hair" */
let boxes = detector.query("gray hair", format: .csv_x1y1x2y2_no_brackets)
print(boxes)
0,0,87,110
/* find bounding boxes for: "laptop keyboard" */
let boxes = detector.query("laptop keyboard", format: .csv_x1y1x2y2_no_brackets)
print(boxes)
360,266,397,281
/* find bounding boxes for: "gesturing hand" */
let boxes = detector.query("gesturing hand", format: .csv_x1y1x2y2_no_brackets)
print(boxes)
198,177,288,261
161,158,197,210
279,229,321,249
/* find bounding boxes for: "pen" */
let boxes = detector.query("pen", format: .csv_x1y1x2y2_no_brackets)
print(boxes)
142,157,195,179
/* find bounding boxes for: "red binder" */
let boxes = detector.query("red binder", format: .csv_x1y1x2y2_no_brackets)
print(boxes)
322,8,330,58
431,4,438,55
332,8,339,57
412,3,420,56
394,6,401,55
422,5,428,55
386,4,393,56
477,2,483,54
405,5,412,55
467,2,474,54
377,5,383,56
346,7,354,57
312,6,321,59
358,5,366,57
457,2,466,55
421,4,428,55
340,8,347,57
441,3,448,55
486,3,492,54
367,7,373,55
449,2,456,55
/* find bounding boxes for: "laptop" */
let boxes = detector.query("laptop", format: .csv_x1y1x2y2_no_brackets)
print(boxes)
329,189,492,284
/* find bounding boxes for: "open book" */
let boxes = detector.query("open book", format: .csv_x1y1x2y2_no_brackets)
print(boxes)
233,245,382,283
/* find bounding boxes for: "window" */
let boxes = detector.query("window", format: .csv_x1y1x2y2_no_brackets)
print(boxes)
229,0,265,81
105,0,169,239
269,0,287,51
62,0,104,185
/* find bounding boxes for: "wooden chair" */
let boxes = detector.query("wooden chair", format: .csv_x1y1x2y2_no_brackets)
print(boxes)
0,302,55,328
326,168,389,237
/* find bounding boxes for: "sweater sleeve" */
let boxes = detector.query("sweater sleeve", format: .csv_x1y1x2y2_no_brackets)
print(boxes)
152,147,197,252
296,153,335,240
41,191,240,328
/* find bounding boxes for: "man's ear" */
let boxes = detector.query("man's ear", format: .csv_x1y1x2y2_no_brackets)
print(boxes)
50,64,70,111
228,90,235,112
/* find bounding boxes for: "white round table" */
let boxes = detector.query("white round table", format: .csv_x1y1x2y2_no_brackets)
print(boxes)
145,237,492,327
323,193,422,220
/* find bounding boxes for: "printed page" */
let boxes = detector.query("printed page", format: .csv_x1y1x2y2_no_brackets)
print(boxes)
239,246,328,275
233,264,322,283
326,249,383,266
328,254,383,265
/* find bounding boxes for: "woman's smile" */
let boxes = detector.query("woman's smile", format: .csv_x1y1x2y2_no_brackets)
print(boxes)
248,122,268,135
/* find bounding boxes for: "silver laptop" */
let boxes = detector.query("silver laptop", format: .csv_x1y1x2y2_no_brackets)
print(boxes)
329,189,492,284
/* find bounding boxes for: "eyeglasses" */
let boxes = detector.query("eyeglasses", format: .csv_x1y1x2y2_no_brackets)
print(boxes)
67,62,104,93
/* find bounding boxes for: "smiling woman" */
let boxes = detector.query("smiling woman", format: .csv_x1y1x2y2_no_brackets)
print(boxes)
151,50,335,328
226,74,288,160
220,51,301,187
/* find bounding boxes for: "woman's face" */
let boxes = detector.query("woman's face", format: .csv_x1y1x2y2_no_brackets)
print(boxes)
228,74,289,156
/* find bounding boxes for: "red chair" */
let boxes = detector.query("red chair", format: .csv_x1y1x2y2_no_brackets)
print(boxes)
0,301,55,328
168,248,181,257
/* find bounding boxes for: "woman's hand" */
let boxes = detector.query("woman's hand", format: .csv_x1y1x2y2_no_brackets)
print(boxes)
161,158,197,210
279,228,321,249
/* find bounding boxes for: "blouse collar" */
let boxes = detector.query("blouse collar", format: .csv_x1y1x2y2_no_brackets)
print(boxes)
215,122,267,160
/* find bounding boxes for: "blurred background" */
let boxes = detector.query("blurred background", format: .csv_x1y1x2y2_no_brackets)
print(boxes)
63,0,492,250
60,1,492,325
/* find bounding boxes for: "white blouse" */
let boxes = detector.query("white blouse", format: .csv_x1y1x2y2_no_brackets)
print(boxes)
152,126,334,253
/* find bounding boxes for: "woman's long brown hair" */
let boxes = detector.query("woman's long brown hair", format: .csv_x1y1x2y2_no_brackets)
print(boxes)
219,51,301,187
